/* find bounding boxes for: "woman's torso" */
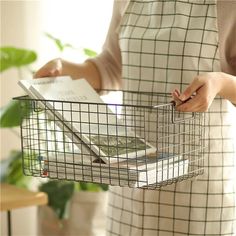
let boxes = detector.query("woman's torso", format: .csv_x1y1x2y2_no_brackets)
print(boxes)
107,1,236,235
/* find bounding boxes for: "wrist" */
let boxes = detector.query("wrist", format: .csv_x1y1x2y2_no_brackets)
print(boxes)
60,59,101,89
216,72,227,96
60,59,84,79
217,72,236,104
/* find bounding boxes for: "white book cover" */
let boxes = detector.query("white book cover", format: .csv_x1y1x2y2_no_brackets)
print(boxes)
42,155,188,188
40,151,183,170
38,151,188,187
28,79,156,163
18,76,97,162
18,76,73,96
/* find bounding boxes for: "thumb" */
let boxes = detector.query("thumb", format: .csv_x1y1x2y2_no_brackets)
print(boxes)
179,77,203,101
34,59,62,78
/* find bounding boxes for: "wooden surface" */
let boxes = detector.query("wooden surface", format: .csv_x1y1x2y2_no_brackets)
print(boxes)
0,183,48,211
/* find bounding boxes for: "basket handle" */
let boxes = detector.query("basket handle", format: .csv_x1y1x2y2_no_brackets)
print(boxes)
171,101,195,123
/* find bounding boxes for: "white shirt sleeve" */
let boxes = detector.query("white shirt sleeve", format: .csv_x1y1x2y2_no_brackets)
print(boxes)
87,0,129,90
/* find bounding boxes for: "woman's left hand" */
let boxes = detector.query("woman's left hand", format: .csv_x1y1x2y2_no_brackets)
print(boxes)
173,72,224,112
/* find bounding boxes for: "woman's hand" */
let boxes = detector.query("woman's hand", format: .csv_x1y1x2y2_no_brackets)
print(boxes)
34,58,102,89
172,72,236,112
34,58,63,78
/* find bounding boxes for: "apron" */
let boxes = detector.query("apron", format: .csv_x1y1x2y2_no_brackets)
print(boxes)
106,0,236,235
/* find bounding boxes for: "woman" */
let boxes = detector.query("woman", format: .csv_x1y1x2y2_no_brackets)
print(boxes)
35,0,236,235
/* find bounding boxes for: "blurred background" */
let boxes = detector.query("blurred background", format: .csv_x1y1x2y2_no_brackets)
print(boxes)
0,1,113,235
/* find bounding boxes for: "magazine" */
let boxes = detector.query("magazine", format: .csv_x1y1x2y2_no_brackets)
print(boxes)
18,76,98,162
26,78,156,163
40,152,188,187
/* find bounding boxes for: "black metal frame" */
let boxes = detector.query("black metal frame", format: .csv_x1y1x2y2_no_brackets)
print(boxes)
15,90,205,189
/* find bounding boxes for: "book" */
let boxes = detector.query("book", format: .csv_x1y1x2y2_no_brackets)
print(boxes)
18,77,190,187
27,79,157,164
18,76,98,162
38,150,183,168
39,152,188,187
18,76,72,91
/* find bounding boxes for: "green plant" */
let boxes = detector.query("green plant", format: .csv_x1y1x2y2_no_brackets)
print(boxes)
0,47,37,73
0,46,37,188
0,150,31,188
0,47,37,128
45,32,98,58
45,33,75,52
39,180,75,219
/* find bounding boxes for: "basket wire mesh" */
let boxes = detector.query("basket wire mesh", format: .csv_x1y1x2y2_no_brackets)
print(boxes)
16,91,205,189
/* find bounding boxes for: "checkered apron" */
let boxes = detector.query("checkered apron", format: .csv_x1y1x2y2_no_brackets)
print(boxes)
106,0,236,235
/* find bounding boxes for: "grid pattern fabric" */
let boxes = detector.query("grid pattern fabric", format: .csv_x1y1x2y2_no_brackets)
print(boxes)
107,0,236,235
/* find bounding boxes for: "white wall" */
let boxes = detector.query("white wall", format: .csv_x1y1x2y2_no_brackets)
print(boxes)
0,0,113,235
1,0,43,160
0,0,113,160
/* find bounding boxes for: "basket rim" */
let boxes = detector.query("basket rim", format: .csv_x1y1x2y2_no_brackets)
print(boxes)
13,90,175,109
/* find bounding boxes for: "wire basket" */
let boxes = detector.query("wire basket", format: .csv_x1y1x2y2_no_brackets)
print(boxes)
15,90,205,189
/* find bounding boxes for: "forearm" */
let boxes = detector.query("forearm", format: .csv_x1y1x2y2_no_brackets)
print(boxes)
61,59,102,90
218,72,236,105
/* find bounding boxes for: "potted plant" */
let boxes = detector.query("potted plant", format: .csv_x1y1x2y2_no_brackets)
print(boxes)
38,181,108,236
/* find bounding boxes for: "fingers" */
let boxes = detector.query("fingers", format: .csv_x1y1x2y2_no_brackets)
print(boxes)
34,58,62,79
34,68,57,78
171,73,220,112
172,87,209,112
175,88,181,97
176,87,210,112
171,89,182,106
176,95,199,112
178,77,204,101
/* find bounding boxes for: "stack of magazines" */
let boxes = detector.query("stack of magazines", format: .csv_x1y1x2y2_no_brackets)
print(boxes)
19,76,189,188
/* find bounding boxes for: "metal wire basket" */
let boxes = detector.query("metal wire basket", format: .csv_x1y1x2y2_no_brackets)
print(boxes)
15,90,205,189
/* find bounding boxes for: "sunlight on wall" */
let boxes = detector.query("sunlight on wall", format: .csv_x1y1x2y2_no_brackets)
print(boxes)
39,0,113,63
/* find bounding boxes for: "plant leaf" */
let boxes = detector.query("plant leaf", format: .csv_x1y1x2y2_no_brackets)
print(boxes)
45,32,75,52
83,48,97,58
0,47,37,72
0,150,32,188
0,100,31,128
39,180,75,219
79,182,108,192
100,183,109,191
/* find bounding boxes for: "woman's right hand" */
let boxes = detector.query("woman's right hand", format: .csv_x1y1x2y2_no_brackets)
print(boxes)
33,58,102,90
34,58,63,78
